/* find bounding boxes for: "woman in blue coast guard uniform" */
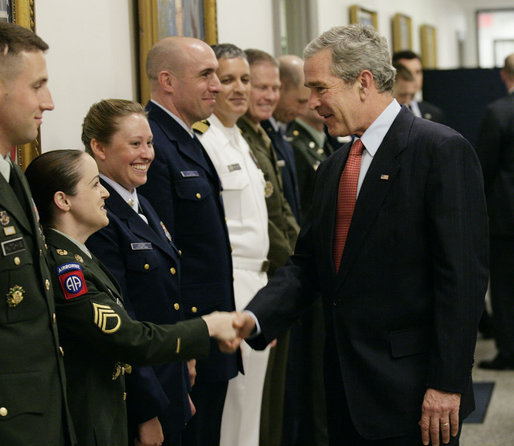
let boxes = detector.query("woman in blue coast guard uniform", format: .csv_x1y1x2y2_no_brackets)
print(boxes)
82,98,200,446
25,149,238,446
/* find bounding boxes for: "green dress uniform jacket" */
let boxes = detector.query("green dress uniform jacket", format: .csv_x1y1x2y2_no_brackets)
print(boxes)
44,229,210,446
0,165,74,446
237,116,299,275
286,119,334,222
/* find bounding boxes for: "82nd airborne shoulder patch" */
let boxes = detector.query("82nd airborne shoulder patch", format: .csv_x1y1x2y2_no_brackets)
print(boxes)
57,262,88,300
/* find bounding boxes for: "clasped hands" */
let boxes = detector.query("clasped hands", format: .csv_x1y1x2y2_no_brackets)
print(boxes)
201,311,256,353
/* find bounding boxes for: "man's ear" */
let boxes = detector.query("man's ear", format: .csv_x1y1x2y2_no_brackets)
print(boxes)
358,70,374,97
53,191,71,212
158,70,175,93
90,139,107,161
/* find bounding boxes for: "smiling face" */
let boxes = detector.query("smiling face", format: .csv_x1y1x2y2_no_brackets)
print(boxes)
246,62,281,123
214,57,251,127
0,50,54,155
305,49,361,137
96,113,154,191
171,42,221,127
66,154,110,237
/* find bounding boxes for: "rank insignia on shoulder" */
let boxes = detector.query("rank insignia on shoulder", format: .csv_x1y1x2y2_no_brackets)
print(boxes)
6,285,24,307
57,262,88,300
92,302,121,334
192,120,210,135
0,210,10,226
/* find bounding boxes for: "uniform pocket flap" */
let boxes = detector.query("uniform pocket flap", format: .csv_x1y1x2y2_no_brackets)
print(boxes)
0,371,45,420
175,178,212,201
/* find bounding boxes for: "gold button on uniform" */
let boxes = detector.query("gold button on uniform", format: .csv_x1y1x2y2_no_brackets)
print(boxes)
174,303,180,310
52,313,57,324
0,407,7,417
123,392,127,401
195,193,202,199
178,250,182,256
170,267,176,275
144,264,150,270
13,257,20,266
59,346,64,356
45,279,50,291
191,306,198,313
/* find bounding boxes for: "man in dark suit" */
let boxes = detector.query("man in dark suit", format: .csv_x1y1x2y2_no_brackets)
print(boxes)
234,25,488,445
261,54,306,223
475,53,514,370
392,50,446,123
138,36,239,446
0,22,73,445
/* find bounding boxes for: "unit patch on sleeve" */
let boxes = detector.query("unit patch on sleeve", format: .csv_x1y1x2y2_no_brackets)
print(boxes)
57,262,88,300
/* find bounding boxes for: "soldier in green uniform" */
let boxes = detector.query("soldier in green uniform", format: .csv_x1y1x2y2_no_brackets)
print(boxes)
0,22,74,445
287,107,336,222
237,49,299,446
25,149,240,445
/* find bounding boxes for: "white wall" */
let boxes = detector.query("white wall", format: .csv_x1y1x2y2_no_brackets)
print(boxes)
36,0,137,151
217,0,275,52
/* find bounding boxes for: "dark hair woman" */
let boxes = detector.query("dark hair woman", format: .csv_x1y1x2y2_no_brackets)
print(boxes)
25,149,238,446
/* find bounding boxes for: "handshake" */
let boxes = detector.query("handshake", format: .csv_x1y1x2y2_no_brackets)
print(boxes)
201,311,256,353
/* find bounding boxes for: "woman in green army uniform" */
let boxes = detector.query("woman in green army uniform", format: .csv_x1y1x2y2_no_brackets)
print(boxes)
25,149,239,445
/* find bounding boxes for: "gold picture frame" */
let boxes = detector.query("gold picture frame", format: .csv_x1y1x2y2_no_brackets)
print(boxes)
137,0,218,105
8,0,39,170
349,5,378,30
420,24,437,69
392,13,412,52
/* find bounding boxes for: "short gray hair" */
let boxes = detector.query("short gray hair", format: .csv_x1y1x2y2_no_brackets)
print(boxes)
304,24,395,93
212,43,246,61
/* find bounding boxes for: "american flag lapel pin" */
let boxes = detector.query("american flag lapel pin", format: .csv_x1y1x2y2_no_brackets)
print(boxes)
380,174,389,180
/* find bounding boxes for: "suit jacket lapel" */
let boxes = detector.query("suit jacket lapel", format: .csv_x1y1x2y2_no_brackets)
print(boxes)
334,110,412,288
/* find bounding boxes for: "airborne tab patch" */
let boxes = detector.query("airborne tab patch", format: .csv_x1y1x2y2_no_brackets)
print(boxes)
57,262,88,300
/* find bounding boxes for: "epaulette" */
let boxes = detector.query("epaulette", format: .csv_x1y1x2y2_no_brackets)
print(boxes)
192,120,210,135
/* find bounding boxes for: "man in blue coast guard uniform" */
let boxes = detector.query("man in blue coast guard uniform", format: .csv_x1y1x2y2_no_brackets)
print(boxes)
0,22,74,445
139,36,239,446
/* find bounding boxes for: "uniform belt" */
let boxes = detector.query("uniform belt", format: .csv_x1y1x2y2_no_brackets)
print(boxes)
232,257,270,273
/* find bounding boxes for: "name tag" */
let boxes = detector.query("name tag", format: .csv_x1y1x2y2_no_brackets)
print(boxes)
180,170,200,178
277,160,286,167
1,236,25,256
227,163,241,172
131,242,152,250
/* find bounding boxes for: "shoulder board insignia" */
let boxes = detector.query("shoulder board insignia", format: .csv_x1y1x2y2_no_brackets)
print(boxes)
192,120,210,135
57,262,88,300
92,302,121,334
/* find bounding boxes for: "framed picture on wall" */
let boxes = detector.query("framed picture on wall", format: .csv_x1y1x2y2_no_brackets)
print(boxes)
420,24,437,68
349,5,378,30
5,0,39,170
137,0,218,105
392,13,412,52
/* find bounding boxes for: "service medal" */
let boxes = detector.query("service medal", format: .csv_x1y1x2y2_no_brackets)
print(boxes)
264,181,274,198
0,211,10,226
6,285,24,307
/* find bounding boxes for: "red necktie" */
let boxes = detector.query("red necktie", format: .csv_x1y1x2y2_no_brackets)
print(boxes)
333,139,364,272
